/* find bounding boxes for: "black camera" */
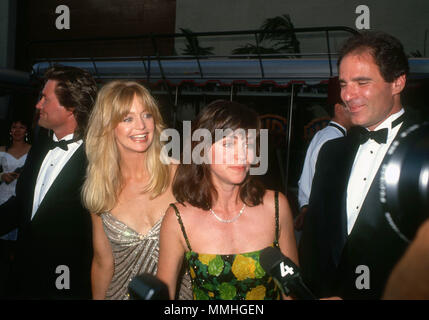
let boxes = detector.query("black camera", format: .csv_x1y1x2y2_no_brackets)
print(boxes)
380,122,429,242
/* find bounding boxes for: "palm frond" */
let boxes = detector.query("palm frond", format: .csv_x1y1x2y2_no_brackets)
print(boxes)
180,28,214,56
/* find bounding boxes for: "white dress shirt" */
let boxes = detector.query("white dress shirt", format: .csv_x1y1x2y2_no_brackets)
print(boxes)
346,109,405,234
298,121,346,208
31,133,82,220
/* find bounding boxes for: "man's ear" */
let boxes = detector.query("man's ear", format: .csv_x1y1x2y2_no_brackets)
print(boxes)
392,74,406,95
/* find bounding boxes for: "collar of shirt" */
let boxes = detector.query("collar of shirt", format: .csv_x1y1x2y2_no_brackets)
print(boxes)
329,120,346,130
329,120,347,134
371,108,405,136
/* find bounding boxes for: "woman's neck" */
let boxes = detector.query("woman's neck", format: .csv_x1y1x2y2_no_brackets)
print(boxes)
119,151,148,182
10,140,28,149
211,179,241,213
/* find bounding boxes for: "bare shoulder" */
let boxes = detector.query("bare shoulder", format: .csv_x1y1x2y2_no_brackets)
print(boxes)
163,202,190,223
0,146,5,152
263,189,292,219
161,204,183,236
168,201,196,217
262,189,288,208
163,204,179,224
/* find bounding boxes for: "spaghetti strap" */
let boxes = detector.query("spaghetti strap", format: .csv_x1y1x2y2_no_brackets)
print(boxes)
274,191,280,248
170,203,193,251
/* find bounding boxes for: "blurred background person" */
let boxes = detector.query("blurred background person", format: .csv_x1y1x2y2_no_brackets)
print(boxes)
83,81,191,300
295,77,352,232
0,118,31,297
157,100,298,300
0,119,31,205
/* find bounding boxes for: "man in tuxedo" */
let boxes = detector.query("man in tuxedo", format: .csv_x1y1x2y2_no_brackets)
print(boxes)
0,65,97,299
298,31,417,299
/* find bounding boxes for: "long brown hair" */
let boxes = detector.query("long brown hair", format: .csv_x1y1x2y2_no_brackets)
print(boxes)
173,100,265,210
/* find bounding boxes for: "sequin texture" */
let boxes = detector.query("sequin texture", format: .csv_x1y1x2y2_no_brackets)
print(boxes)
101,212,192,300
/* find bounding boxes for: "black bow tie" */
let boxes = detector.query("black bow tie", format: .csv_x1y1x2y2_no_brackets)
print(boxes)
355,113,405,145
357,127,388,144
48,138,78,151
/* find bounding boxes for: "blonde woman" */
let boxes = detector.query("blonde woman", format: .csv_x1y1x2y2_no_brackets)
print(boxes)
83,81,191,300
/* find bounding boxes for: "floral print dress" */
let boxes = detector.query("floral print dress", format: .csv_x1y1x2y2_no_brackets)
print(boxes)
170,192,281,300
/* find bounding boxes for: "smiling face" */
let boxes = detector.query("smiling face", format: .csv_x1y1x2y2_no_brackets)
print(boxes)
339,51,404,130
10,121,28,142
208,131,255,186
114,95,155,156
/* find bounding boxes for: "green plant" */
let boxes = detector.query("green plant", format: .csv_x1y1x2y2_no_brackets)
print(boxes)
180,28,214,56
232,14,300,57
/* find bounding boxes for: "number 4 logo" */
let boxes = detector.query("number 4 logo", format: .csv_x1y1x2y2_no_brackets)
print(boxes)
280,262,295,277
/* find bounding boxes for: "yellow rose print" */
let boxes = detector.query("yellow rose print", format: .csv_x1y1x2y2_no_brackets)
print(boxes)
231,255,256,281
198,254,217,265
246,285,266,300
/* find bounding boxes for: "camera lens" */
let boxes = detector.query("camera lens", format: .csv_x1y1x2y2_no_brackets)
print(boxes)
380,122,429,242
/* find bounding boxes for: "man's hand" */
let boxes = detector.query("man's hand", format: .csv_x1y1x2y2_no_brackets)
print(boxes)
1,172,19,184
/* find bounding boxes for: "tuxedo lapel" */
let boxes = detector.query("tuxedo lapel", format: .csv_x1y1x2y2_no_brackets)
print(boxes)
330,132,360,266
31,145,86,222
18,136,52,224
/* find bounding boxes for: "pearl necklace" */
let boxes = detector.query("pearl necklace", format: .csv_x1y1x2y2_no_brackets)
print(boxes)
209,204,246,223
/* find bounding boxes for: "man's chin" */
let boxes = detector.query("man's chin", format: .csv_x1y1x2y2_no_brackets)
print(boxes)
38,120,51,130
351,116,368,128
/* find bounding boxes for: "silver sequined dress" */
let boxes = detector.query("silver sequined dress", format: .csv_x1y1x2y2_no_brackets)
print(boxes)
101,212,192,300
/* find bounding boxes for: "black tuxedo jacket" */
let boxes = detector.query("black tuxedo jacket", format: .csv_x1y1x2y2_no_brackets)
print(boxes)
298,113,416,299
0,130,93,299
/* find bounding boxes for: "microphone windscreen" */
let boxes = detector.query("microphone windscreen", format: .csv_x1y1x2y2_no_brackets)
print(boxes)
128,273,169,300
260,246,284,271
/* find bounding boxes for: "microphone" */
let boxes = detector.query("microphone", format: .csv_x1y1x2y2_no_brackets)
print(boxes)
128,273,169,300
260,246,316,300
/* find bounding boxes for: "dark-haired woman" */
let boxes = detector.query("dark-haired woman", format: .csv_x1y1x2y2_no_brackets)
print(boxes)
0,120,31,233
0,120,31,297
157,100,298,300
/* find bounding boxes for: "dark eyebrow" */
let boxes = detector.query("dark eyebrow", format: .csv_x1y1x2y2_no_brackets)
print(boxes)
352,77,372,82
339,77,372,83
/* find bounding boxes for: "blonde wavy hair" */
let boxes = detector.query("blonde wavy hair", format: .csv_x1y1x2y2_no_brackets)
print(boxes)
82,80,170,214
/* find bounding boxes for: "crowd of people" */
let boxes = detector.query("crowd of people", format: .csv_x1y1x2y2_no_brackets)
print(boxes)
0,30,426,300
